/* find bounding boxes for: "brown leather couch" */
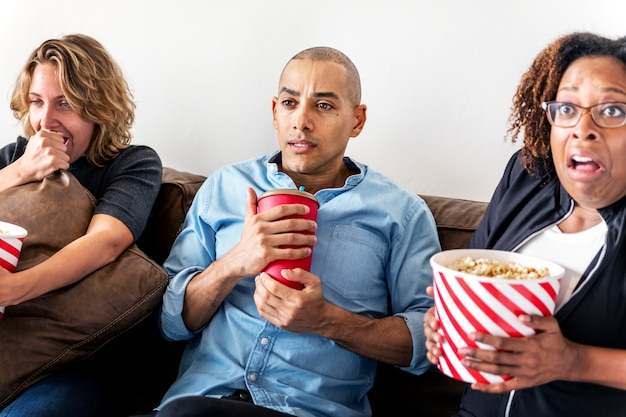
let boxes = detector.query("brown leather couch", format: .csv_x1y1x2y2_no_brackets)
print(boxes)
99,167,488,417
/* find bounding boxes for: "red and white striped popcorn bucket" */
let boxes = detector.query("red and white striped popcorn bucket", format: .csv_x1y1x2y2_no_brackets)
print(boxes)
431,249,564,384
0,221,28,320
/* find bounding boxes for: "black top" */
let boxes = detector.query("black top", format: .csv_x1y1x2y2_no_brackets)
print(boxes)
458,150,626,417
0,136,162,240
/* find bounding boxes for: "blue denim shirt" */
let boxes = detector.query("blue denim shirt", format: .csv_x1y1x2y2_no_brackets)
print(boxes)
157,151,440,417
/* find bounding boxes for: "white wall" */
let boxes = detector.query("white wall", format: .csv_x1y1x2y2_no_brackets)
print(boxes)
1,0,625,202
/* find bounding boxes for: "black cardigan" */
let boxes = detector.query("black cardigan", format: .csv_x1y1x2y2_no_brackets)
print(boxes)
458,151,626,417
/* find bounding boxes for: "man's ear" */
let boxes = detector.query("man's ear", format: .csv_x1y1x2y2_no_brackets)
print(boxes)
271,97,279,129
351,104,367,137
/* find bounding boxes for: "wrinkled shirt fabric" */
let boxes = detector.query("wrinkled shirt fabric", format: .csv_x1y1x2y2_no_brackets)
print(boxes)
158,151,440,417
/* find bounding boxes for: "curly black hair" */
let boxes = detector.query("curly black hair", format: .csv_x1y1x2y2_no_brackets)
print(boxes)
507,32,626,178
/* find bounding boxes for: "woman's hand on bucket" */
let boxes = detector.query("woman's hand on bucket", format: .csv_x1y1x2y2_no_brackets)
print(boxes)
424,286,443,365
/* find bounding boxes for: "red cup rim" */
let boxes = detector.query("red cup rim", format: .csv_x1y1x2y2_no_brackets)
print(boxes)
258,189,319,206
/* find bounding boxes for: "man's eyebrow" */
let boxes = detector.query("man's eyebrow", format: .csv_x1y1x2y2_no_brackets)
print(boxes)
279,87,299,96
313,91,339,100
278,87,339,100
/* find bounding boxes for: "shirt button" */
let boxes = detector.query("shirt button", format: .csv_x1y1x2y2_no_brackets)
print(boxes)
261,337,269,345
249,374,257,382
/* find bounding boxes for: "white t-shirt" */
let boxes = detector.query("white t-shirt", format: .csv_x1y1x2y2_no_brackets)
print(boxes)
518,220,607,310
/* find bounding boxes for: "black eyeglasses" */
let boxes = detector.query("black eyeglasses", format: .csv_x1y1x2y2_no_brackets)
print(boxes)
542,101,626,128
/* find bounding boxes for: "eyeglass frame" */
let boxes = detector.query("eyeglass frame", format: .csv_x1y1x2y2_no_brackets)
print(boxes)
541,101,626,128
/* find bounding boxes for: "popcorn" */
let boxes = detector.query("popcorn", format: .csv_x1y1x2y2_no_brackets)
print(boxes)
448,256,549,280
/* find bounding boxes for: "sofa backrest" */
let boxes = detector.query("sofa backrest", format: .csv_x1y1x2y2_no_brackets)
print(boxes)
137,167,207,265
137,170,489,261
420,194,487,250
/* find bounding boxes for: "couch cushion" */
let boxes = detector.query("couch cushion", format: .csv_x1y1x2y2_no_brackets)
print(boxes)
0,170,168,408
420,194,487,251
137,167,207,265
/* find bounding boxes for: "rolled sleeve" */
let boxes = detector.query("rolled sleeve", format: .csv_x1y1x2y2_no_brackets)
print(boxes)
396,311,432,372
159,266,204,341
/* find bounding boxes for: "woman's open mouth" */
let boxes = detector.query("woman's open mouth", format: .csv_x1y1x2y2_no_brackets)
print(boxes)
568,155,604,181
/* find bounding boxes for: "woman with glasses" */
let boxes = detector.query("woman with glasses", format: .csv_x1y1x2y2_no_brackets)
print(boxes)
424,32,626,416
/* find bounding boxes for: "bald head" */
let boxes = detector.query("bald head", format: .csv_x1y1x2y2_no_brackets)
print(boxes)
280,47,362,106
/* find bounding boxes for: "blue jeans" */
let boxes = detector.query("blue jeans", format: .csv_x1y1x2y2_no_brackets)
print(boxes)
148,396,293,417
0,370,109,417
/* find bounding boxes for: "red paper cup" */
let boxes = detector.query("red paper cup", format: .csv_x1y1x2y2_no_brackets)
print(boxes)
431,249,564,384
257,189,318,290
0,221,28,320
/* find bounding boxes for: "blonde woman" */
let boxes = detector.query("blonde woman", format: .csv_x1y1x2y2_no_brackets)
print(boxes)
0,34,162,417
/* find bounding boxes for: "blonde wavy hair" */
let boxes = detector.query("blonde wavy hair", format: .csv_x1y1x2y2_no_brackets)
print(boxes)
10,34,135,166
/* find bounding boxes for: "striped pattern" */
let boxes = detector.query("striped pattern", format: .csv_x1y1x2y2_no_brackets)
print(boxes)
433,268,560,384
0,237,23,273
0,236,24,320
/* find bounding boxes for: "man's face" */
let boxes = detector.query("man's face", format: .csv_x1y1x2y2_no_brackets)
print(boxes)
272,59,366,182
